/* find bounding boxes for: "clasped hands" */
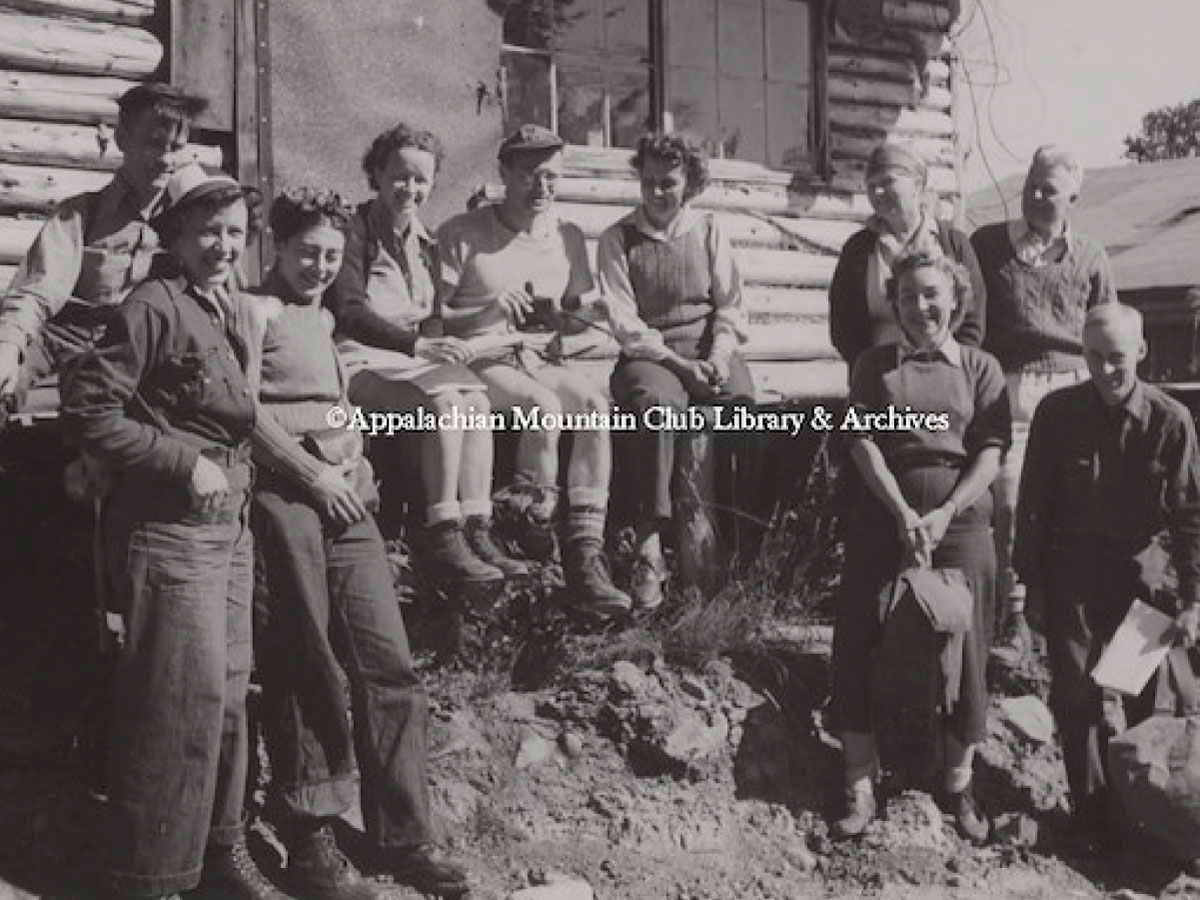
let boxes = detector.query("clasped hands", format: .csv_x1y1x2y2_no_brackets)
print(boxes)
896,503,955,569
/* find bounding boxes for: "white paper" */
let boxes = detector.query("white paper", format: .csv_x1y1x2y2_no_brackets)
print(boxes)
1091,599,1177,696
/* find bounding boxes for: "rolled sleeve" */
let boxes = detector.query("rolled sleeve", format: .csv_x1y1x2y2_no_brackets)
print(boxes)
596,223,669,361
60,299,199,482
0,199,87,350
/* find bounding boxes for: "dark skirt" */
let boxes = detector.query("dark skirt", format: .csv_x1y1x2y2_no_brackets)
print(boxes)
828,463,995,744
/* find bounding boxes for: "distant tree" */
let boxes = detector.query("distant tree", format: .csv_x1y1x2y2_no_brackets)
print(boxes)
1124,98,1200,162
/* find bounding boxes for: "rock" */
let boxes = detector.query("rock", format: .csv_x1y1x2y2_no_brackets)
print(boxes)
514,729,558,770
610,661,647,699
998,696,1056,745
509,881,594,900
660,709,730,766
994,811,1039,848
493,691,538,722
527,867,574,886
558,731,584,759
680,674,711,704
783,844,817,872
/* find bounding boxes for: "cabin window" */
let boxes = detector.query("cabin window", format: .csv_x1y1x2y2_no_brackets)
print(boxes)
500,0,817,171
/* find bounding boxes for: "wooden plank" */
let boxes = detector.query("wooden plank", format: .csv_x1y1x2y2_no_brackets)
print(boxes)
745,287,831,319
0,118,223,170
0,70,136,124
0,161,111,213
744,319,838,361
829,102,955,138
751,359,849,402
828,73,953,113
0,11,161,79
883,0,954,33
828,51,950,87
831,159,957,194
0,215,43,264
170,0,236,133
565,145,805,188
3,0,156,26
737,247,838,288
831,132,955,167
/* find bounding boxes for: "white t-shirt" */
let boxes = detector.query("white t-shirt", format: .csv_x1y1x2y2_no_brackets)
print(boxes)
436,205,593,339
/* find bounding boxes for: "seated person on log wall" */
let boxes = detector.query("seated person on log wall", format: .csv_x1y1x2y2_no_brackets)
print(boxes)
323,122,526,585
436,124,632,621
597,134,753,611
240,189,471,900
0,83,207,408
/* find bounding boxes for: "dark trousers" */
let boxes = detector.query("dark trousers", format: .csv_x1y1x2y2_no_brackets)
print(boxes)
102,480,254,897
251,473,432,850
610,353,755,522
1043,539,1163,820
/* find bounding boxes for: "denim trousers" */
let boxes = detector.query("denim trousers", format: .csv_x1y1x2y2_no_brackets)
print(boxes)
251,471,432,849
101,475,254,897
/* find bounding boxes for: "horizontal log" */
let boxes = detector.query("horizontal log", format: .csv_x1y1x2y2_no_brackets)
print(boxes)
0,161,111,212
828,73,953,113
737,248,838,288
827,51,950,87
830,34,952,59
751,359,849,402
555,201,860,252
0,215,42,264
745,287,831,319
0,262,15,290
831,159,958,195
0,70,137,124
829,103,955,138
831,132,955,168
0,118,222,170
883,0,955,33
2,0,156,26
564,145,804,188
0,11,161,79
744,319,839,361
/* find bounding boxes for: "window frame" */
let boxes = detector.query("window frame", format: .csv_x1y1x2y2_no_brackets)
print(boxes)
499,0,830,185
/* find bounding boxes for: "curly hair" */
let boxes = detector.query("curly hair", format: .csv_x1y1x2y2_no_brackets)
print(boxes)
152,185,264,249
361,123,445,191
630,133,710,201
886,249,973,331
269,188,354,244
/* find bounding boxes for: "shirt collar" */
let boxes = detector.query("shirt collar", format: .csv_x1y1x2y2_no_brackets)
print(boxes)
111,169,166,220
1092,378,1151,424
631,204,704,241
368,199,431,247
1008,216,1073,253
900,334,962,367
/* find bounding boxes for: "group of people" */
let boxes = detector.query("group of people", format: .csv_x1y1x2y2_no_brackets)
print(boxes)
826,142,1200,857
0,82,755,900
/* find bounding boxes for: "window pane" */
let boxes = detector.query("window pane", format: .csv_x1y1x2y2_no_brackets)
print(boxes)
718,76,766,162
609,69,652,147
558,64,607,146
718,0,764,78
502,50,554,133
604,0,650,55
504,0,554,50
766,80,809,168
666,0,716,68
667,68,720,155
556,0,603,52
766,0,810,84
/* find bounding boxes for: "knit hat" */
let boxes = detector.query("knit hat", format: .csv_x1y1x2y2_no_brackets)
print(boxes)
866,144,928,184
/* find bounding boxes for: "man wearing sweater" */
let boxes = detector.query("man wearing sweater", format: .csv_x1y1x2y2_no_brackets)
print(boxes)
973,145,1118,660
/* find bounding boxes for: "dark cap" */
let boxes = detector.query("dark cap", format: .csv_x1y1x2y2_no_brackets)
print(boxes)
498,124,564,160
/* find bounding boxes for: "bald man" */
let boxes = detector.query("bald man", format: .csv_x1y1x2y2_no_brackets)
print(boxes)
973,144,1119,660
1014,303,1200,845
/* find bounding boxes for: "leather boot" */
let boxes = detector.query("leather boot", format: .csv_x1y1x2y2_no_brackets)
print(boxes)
375,844,471,898
421,519,504,583
831,785,876,839
463,515,530,578
198,839,294,900
286,823,381,900
564,540,632,620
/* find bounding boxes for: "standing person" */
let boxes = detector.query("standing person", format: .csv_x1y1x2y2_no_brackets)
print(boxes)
437,124,631,619
828,142,985,371
325,122,524,584
1015,303,1200,848
973,144,1118,659
0,83,206,402
597,133,752,610
60,164,287,900
244,189,471,900
828,251,1010,843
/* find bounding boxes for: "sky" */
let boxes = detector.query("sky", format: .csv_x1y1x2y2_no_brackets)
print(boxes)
955,0,1200,194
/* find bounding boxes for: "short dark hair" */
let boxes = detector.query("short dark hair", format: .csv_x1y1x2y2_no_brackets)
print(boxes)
361,123,445,191
269,188,354,244
153,185,263,248
631,134,710,202
117,82,208,132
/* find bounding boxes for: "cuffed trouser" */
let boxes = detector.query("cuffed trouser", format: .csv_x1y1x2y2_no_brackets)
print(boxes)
609,354,755,522
102,477,254,897
251,471,433,850
1043,539,1161,820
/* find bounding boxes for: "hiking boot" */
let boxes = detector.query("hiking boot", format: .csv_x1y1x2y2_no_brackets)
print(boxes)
286,824,381,900
564,544,632,621
517,511,558,562
464,515,530,578
421,520,504,584
198,839,293,900
831,786,876,839
376,845,470,898
941,786,990,845
630,553,668,612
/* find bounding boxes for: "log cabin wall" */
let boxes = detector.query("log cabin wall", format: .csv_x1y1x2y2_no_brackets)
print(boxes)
484,0,963,403
0,0,227,290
